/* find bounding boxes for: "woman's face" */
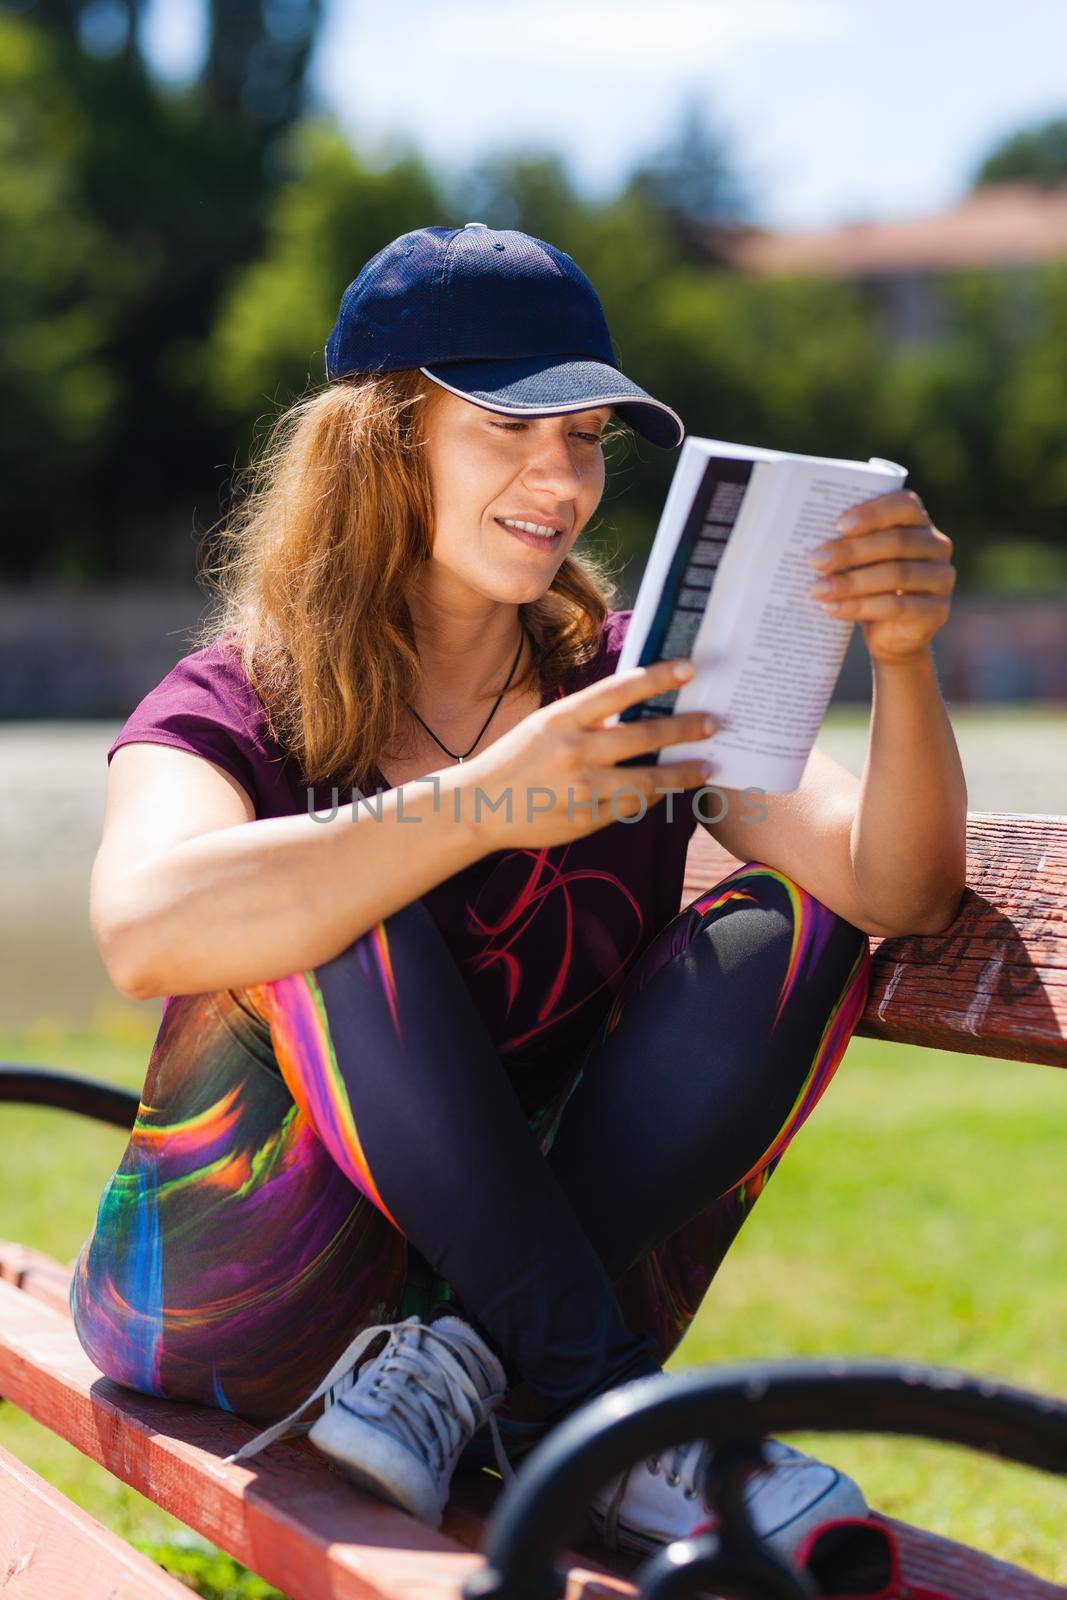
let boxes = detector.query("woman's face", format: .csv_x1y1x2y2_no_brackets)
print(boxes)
420,390,611,606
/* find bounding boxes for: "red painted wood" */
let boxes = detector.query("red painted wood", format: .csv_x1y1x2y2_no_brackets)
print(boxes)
0,1438,191,1597
0,1278,478,1600
0,1275,633,1600
682,811,1067,1065
878,1514,1067,1600
444,1471,637,1600
0,1246,631,1600
4,1248,1065,1597
0,1240,74,1317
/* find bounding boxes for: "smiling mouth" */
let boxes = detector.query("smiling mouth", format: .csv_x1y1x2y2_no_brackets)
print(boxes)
495,517,564,547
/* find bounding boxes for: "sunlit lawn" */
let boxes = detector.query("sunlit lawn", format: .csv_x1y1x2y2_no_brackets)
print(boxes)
2,1011,1066,1588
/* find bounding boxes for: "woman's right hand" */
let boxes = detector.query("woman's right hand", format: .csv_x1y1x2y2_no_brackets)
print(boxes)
459,658,720,850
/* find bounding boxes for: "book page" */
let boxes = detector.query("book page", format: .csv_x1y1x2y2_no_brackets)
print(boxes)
665,458,907,791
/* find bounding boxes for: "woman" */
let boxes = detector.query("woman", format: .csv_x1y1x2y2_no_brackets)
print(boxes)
72,223,967,1556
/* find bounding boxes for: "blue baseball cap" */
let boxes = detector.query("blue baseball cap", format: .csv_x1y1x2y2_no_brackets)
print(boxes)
324,222,684,449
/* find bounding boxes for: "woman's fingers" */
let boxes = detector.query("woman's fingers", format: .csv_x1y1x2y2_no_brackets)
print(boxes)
834,488,929,536
594,710,719,765
588,759,713,815
562,658,693,727
564,662,722,764
812,556,955,601
810,521,952,578
815,591,953,623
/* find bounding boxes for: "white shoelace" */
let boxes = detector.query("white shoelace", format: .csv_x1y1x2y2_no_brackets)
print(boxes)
220,1315,517,1489
599,1438,800,1549
599,1438,715,1549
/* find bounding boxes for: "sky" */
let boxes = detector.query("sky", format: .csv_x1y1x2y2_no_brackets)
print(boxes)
140,0,1067,230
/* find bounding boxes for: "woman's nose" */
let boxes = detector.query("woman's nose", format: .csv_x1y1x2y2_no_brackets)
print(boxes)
521,433,586,495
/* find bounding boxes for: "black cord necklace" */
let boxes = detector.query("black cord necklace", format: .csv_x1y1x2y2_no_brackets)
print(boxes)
408,625,527,764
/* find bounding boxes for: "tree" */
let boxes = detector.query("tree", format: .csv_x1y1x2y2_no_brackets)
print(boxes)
621,93,752,263
0,14,120,579
443,149,584,250
972,114,1067,189
2,0,146,58
997,261,1067,526
6,0,324,140
200,0,323,140
0,0,327,579
200,122,444,425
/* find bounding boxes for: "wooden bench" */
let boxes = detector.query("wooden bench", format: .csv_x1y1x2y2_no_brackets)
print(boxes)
2,808,1065,1597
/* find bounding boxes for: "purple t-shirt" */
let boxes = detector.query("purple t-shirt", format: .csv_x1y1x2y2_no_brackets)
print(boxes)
107,611,697,1073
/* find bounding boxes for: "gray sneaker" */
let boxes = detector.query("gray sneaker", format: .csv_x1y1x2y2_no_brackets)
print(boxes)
221,1314,513,1528
589,1436,868,1562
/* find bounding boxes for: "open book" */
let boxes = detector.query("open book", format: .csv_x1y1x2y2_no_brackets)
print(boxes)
615,437,908,794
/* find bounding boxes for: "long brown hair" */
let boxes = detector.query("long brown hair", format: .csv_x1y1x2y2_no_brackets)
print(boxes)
192,370,622,791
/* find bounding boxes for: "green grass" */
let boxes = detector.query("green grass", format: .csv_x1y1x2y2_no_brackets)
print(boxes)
2,1014,1066,1586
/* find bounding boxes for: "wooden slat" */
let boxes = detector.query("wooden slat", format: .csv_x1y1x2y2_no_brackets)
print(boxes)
0,1243,614,1593
0,1278,479,1600
0,1438,192,1598
0,1239,76,1316
682,811,1067,1065
0,1244,635,1600
3,1247,1064,1599
443,1471,637,1600
0,1272,631,1600
880,1514,1067,1600
562,1515,1067,1600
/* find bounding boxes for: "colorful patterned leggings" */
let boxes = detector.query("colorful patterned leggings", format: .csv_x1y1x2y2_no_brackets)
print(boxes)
70,862,871,1436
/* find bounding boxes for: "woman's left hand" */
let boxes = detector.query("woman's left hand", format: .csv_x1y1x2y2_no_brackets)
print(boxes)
808,488,956,665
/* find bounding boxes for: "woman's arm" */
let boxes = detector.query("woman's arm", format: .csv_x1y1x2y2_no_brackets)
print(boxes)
848,645,967,934
94,744,486,1000
821,488,967,933
699,702,966,938
95,659,716,1000
700,487,967,937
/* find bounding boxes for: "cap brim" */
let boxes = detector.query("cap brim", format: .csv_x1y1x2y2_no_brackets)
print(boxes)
419,354,684,449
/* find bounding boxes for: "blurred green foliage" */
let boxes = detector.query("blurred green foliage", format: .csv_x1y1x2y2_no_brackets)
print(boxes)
2,5,1065,590
974,113,1067,188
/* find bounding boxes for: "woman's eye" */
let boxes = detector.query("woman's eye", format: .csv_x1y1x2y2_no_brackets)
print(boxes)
489,421,602,443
